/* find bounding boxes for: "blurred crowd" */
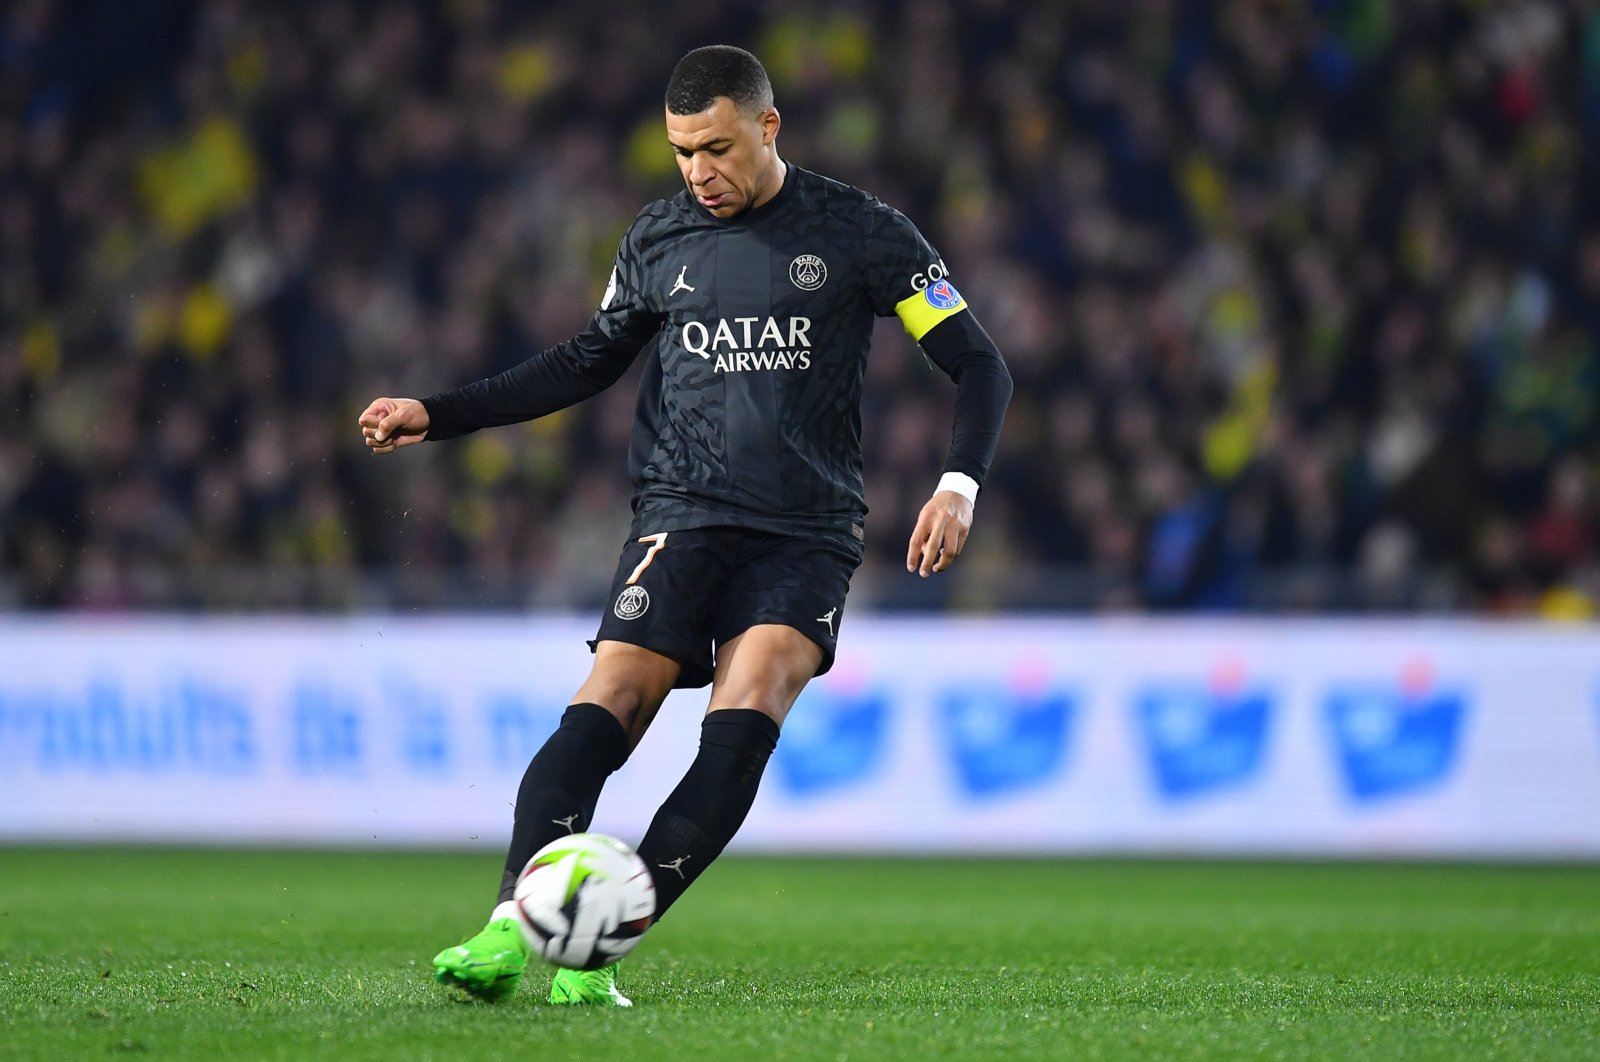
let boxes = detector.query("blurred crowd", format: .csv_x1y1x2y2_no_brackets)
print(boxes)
2,0,1598,615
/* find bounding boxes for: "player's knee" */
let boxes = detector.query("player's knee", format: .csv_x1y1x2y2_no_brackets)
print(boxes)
707,672,807,721
577,645,677,721
710,651,819,721
571,683,654,730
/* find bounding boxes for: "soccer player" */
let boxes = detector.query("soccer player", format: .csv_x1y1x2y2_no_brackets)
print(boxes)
358,45,1011,1006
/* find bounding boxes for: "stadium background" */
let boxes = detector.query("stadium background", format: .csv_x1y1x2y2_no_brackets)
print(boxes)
2,0,1599,859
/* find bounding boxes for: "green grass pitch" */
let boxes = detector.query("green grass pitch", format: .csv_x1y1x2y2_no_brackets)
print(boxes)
2,849,1596,1060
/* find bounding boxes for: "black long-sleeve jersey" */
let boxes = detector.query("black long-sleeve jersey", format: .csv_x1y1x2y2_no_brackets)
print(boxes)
421,163,1012,544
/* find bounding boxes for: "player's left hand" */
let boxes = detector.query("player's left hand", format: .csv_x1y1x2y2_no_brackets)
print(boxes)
906,490,973,577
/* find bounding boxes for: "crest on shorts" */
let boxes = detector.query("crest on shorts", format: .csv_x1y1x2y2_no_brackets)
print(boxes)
789,254,827,291
614,585,650,620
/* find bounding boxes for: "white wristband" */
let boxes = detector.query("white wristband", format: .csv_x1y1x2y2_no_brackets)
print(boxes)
936,471,980,505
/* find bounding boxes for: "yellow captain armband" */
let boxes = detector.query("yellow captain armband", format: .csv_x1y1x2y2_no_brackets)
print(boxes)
894,278,967,341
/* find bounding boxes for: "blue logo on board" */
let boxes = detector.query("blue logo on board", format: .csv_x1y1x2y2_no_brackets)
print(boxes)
938,671,1075,798
1325,659,1465,803
925,280,962,310
773,680,888,796
1136,659,1272,800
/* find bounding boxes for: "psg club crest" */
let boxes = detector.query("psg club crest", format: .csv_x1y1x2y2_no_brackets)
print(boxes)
925,280,962,310
789,254,827,291
613,585,650,620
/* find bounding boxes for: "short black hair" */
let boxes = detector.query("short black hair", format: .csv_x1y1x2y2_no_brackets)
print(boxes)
666,45,773,116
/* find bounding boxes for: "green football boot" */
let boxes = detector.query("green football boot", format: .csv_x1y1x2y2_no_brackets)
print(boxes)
432,917,528,1000
549,962,631,1007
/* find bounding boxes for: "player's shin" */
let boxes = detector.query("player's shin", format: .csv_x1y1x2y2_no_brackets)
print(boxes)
498,702,631,903
635,708,780,917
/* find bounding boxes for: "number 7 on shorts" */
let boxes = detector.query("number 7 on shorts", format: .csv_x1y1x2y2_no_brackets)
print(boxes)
626,533,668,585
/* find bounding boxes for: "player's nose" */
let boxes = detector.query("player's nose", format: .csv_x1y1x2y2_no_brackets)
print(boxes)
689,158,717,188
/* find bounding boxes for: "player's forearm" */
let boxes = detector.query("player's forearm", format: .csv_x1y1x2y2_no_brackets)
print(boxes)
918,314,1013,488
942,352,1012,486
421,335,637,441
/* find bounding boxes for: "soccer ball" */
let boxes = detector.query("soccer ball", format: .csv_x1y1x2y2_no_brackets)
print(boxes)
512,832,656,970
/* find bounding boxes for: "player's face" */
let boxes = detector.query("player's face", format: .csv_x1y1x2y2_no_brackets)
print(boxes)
666,97,782,219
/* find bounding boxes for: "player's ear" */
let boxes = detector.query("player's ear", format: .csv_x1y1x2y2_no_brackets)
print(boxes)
761,106,780,145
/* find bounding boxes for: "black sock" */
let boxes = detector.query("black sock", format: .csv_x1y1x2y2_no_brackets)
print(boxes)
635,709,780,919
498,703,630,903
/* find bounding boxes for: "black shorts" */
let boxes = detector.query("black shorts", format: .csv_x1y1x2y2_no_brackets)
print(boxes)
591,527,862,689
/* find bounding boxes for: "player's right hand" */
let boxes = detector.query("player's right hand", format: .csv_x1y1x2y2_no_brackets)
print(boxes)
358,397,429,455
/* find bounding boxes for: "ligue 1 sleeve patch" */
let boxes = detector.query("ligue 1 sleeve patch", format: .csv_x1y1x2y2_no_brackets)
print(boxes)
925,280,963,310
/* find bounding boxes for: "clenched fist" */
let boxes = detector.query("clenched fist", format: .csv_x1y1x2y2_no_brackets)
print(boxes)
358,397,430,455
